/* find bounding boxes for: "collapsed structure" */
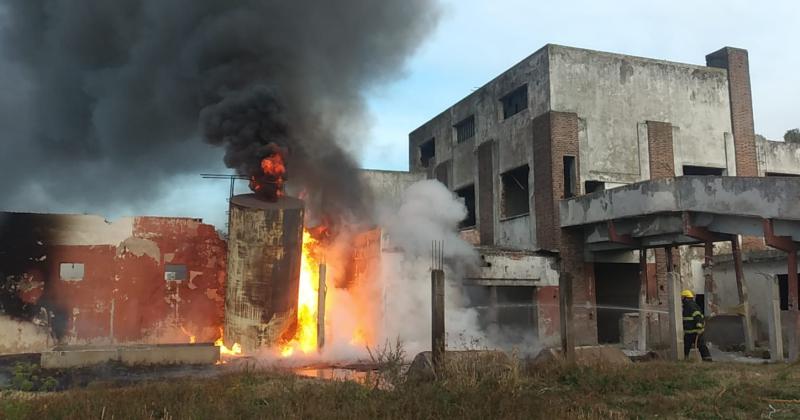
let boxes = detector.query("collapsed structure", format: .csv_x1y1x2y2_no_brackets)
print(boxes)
400,44,800,359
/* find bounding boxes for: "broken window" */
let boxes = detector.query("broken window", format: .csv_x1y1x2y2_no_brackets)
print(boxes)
165,264,188,282
59,263,84,281
500,85,528,119
585,180,605,194
682,165,724,176
563,156,577,198
455,185,476,229
419,138,435,168
501,165,529,218
454,115,475,143
778,274,800,311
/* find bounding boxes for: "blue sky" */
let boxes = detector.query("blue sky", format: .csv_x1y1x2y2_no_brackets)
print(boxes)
126,0,800,229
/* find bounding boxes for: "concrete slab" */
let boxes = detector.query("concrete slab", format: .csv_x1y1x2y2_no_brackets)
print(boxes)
40,343,219,369
531,345,632,366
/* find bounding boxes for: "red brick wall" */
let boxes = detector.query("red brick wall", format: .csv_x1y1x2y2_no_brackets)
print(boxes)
533,111,580,251
534,111,597,344
706,47,758,177
29,216,226,345
646,121,675,179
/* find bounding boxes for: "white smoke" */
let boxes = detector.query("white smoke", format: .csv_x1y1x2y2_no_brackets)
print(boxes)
371,180,485,355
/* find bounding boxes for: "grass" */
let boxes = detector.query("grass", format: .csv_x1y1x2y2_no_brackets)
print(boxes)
2,360,800,419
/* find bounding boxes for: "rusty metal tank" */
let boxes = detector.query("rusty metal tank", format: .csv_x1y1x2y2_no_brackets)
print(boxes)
224,194,304,352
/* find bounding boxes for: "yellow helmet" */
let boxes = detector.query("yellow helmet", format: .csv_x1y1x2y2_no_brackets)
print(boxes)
681,290,694,299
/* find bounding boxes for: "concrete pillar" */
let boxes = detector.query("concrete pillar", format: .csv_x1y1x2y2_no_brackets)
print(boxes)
477,140,495,246
559,272,575,363
731,239,755,352
431,269,445,374
702,242,719,316
317,263,327,351
788,251,799,362
767,275,784,362
665,247,684,361
638,249,648,352
488,286,498,324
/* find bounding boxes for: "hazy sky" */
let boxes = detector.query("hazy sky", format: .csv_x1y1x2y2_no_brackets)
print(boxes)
5,0,798,230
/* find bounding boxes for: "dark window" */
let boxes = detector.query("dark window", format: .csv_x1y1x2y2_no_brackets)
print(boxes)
455,185,476,229
454,115,475,143
60,263,84,281
501,165,529,218
500,85,528,119
683,165,724,176
165,264,188,281
766,172,800,177
563,156,577,198
778,274,800,311
585,180,605,194
419,138,435,168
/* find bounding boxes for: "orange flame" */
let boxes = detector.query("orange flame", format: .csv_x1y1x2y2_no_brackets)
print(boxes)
249,152,286,199
214,328,242,356
179,325,196,344
281,229,321,356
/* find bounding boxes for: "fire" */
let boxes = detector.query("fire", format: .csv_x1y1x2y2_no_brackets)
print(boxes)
249,150,286,200
179,325,196,344
280,229,322,356
214,328,242,356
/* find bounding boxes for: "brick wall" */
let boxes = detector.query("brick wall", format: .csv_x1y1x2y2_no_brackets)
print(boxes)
533,111,580,251
706,47,758,177
534,111,597,345
477,141,494,245
646,121,675,178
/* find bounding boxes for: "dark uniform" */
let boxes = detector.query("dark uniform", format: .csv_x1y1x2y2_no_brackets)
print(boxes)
682,298,712,361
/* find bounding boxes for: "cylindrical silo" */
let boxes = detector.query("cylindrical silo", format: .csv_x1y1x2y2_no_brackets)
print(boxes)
224,194,304,352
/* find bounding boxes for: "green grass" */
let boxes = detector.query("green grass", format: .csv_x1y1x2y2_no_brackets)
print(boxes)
2,361,800,419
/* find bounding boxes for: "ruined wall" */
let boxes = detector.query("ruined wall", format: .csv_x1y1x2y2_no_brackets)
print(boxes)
0,213,226,354
360,169,427,215
549,45,734,185
408,46,550,250
758,138,800,176
712,252,800,344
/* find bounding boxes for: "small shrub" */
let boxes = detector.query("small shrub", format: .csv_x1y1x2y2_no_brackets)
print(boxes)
10,362,59,392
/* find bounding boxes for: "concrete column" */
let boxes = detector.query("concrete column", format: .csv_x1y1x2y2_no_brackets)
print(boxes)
702,242,719,316
788,251,799,362
767,275,784,362
666,247,684,361
431,269,445,374
317,263,327,351
638,249,648,352
731,239,755,352
559,272,575,363
488,286,499,324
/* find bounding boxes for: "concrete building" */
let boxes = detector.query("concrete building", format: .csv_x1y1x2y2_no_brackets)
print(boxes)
402,44,800,357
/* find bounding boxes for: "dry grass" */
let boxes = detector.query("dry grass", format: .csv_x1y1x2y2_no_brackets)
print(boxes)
2,360,800,419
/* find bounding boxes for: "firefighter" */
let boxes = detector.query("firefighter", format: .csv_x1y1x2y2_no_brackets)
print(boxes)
681,290,712,361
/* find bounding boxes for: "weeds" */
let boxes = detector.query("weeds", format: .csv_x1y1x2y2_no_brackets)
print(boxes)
2,358,799,419
9,362,58,392
365,337,406,389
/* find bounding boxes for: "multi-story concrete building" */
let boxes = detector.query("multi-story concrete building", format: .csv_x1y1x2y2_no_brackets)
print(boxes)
404,44,800,358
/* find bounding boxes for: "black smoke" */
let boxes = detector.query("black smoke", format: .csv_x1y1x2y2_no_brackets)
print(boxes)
0,1,440,221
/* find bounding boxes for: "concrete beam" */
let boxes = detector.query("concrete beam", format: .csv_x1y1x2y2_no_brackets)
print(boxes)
561,176,800,228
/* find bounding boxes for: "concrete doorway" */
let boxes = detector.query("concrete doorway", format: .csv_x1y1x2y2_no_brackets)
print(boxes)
594,263,640,343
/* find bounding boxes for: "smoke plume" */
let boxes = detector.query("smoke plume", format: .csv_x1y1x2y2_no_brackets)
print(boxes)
0,1,440,219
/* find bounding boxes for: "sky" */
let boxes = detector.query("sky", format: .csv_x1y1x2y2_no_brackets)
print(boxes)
5,0,799,230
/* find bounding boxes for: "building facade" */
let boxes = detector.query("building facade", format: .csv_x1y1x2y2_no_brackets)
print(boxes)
0,213,227,354
406,44,800,353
